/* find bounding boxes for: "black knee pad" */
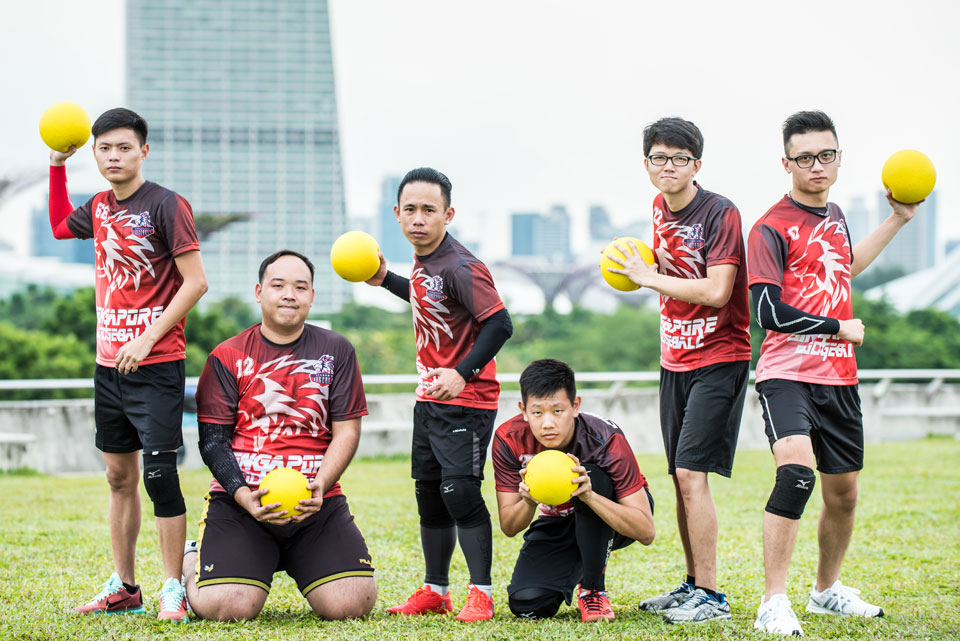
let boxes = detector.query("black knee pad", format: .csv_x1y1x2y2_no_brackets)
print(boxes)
416,480,455,528
440,476,489,528
765,464,816,520
508,587,564,620
142,451,186,518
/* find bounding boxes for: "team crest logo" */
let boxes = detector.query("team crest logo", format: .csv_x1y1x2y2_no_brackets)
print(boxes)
683,224,705,250
309,355,335,385
425,275,446,302
131,212,155,238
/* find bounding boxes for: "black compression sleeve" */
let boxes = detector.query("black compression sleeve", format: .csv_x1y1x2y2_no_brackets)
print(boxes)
381,270,410,302
454,308,513,381
751,283,841,335
198,422,246,497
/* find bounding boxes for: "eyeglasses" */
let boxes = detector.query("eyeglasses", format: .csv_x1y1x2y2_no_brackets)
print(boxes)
647,154,699,167
786,149,838,168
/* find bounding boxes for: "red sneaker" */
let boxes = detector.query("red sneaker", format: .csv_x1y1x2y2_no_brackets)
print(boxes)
157,577,189,623
386,586,453,615
578,588,614,622
455,584,494,622
74,573,146,615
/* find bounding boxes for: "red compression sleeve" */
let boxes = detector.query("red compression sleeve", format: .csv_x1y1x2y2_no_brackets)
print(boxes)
48,165,76,239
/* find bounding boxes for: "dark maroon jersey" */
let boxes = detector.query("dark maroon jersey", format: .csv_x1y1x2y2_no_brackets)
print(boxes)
196,324,368,498
748,195,856,385
492,411,648,518
409,233,505,409
65,180,200,367
652,184,751,371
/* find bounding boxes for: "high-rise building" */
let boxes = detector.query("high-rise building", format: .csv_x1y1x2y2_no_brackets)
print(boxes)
843,195,874,248
511,212,538,257
31,194,95,265
126,0,350,311
589,205,613,241
873,190,939,274
510,207,571,263
378,176,407,262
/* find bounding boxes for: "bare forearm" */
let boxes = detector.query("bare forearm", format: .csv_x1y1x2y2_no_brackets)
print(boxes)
498,496,538,537
852,214,908,277
142,275,207,344
580,493,654,544
642,273,731,308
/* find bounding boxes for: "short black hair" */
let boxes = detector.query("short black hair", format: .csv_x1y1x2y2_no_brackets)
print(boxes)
397,167,453,209
258,249,315,284
643,117,704,159
782,110,837,154
519,358,577,405
92,108,149,146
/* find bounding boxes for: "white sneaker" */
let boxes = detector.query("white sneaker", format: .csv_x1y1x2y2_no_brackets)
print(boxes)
807,580,883,617
754,594,803,636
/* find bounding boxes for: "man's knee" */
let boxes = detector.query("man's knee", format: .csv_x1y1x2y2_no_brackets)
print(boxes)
822,475,858,513
439,476,488,528
416,479,455,528
142,451,186,518
674,467,708,498
308,578,377,620
191,586,266,621
765,464,816,520
508,587,564,620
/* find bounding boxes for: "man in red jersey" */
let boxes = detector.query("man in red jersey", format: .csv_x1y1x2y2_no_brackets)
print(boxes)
49,108,207,622
183,250,376,621
493,359,655,623
748,111,919,636
606,117,751,624
365,167,512,621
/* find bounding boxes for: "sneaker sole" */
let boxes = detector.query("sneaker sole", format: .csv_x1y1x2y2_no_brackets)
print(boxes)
88,606,147,616
806,603,883,617
664,612,732,623
753,620,802,636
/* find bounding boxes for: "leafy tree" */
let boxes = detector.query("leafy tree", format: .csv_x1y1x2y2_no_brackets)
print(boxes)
0,322,94,399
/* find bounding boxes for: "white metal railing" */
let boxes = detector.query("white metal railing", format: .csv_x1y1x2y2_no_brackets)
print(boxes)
2,370,960,391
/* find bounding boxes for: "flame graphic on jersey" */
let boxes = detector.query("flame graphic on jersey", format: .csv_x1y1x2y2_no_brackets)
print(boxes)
654,219,706,280
411,267,453,351
96,209,156,309
788,217,850,315
240,354,331,453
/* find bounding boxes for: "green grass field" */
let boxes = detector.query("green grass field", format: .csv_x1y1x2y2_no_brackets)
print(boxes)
2,439,958,640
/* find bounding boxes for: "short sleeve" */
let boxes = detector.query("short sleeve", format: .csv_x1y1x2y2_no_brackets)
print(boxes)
196,351,240,425
65,197,95,239
328,340,368,422
705,205,743,268
492,429,522,493
748,223,788,288
604,432,646,499
154,192,200,257
448,262,505,323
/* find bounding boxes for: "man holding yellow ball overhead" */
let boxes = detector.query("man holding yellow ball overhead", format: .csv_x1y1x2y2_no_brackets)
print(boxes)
748,111,921,636
605,117,751,625
48,107,208,622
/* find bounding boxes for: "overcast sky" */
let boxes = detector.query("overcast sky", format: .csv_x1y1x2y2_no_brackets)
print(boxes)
3,0,958,258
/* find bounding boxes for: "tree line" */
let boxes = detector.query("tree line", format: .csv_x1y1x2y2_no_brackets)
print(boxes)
1,285,958,399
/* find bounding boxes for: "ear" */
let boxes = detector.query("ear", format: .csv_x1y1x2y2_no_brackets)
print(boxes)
837,149,843,167
782,157,792,174
691,158,702,176
255,282,262,302
141,143,149,160
394,204,401,222
444,206,455,225
572,395,581,417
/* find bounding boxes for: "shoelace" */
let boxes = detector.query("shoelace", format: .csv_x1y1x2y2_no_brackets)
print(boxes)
679,591,711,610
92,578,123,602
580,591,609,613
159,583,184,612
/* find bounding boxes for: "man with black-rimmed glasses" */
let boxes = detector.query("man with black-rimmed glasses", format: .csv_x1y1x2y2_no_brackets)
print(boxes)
605,117,751,625
747,110,919,636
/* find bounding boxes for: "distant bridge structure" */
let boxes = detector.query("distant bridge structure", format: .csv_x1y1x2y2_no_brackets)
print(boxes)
492,260,656,309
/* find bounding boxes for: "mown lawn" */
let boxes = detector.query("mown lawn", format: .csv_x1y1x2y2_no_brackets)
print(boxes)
1,439,958,640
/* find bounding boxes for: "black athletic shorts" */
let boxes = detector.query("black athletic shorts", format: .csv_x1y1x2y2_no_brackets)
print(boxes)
756,379,864,474
659,360,749,477
94,360,185,453
411,401,496,480
194,492,375,596
506,489,653,603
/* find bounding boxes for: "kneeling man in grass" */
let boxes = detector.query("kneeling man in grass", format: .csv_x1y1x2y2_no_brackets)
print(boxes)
493,359,655,622
183,250,376,621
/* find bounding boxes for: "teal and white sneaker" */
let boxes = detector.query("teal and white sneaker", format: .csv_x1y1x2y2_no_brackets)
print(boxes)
754,594,803,636
158,577,189,623
638,581,695,612
807,580,883,617
663,588,731,623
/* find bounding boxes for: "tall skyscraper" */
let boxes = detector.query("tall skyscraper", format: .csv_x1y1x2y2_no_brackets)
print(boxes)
511,212,538,257
126,0,350,311
510,207,572,263
843,195,874,248
378,176,407,262
873,190,939,274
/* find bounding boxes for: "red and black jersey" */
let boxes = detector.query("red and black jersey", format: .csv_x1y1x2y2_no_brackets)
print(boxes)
492,411,648,518
748,195,856,385
410,233,505,409
195,324,368,498
653,184,751,371
60,175,200,367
